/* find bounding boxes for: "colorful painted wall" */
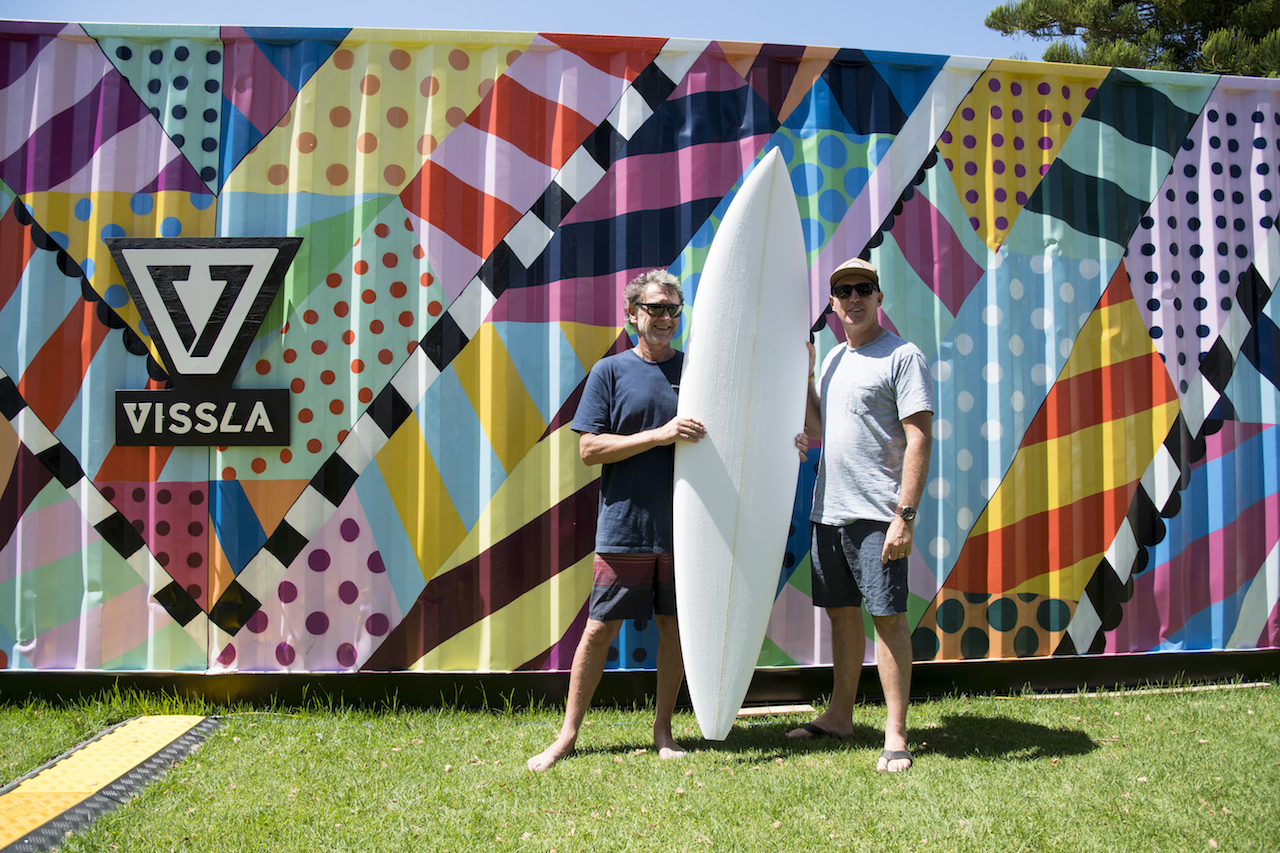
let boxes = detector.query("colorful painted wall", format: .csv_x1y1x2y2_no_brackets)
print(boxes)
0,21,1276,676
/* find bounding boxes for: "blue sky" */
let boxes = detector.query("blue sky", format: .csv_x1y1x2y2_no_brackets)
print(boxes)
14,0,1041,60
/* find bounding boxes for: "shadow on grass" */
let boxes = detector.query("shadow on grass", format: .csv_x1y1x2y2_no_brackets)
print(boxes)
547,715,1096,765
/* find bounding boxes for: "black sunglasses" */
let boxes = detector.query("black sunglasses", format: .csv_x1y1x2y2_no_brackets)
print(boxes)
831,281,877,300
636,302,684,318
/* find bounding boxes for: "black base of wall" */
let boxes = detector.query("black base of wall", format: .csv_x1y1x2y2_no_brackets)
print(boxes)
2,649,1276,709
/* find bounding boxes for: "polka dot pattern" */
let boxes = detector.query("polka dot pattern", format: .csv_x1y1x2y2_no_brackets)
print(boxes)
93,34,225,191
912,590,1076,660
22,190,217,372
211,493,402,672
228,38,527,196
937,65,1106,250
1126,90,1280,396
926,248,1111,585
97,481,209,610
777,129,892,257
220,204,447,480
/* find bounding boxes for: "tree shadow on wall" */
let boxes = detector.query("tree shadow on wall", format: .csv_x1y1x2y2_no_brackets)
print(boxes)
915,713,1097,761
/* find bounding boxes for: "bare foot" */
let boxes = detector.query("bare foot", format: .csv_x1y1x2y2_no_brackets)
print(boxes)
786,716,853,739
876,748,912,772
527,738,575,772
655,732,686,760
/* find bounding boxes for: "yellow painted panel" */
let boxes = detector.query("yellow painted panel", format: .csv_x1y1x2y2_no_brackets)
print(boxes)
937,60,1112,251
225,37,530,196
438,423,599,577
559,322,625,374
375,412,467,582
412,552,592,671
451,323,546,473
1060,298,1163,381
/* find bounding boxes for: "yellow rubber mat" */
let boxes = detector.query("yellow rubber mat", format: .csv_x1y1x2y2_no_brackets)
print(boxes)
0,715,217,853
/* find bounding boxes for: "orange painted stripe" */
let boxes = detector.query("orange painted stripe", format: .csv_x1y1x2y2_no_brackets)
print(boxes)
540,34,664,82
17,301,110,430
93,444,174,483
1020,352,1177,447
944,480,1139,593
467,76,597,170
0,202,37,310
399,159,523,261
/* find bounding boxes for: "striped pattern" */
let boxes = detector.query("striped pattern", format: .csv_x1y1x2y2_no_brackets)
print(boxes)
0,25,204,195
944,266,1180,602
920,68,1217,604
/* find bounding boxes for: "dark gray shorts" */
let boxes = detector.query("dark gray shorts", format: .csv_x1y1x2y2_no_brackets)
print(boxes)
810,520,908,615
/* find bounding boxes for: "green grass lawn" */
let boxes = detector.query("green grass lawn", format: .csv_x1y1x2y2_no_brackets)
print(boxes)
2,680,1277,852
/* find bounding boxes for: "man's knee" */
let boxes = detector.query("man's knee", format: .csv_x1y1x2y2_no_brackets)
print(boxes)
582,618,623,647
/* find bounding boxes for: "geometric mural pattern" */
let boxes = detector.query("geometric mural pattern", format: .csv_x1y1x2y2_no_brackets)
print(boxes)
0,21,1277,674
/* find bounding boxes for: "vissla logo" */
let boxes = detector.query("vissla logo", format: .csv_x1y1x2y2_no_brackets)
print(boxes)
107,237,302,446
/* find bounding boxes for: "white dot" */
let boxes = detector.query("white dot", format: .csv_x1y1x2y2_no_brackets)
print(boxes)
983,305,1003,326
934,360,952,382
980,420,1003,440
933,418,952,440
1031,255,1049,275
983,363,1003,383
1008,335,1024,356
956,333,973,355
1060,338,1073,358
1032,307,1053,329
981,477,1000,498
929,537,951,558
957,391,974,412
1009,278,1024,300
990,251,1004,269
1060,281,1075,303
928,478,950,499
956,507,973,529
1011,391,1025,411
1031,364,1052,385
957,449,973,471
1079,258,1100,279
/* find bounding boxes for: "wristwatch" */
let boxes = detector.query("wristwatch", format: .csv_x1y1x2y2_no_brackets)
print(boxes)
895,506,917,521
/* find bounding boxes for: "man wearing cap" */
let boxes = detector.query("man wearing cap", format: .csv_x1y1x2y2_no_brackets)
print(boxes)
787,257,934,773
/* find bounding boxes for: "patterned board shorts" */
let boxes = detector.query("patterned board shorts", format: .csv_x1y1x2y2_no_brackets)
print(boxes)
588,552,677,621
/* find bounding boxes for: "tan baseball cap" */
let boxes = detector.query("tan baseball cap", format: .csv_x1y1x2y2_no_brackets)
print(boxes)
829,257,880,288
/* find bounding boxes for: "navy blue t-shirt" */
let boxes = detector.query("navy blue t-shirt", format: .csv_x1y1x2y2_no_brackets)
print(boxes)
572,349,683,553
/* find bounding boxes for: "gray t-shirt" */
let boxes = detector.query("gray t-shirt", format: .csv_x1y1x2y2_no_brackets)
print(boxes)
811,330,934,526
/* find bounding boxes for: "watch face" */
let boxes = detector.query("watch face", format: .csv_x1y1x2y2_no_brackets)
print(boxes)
897,506,917,521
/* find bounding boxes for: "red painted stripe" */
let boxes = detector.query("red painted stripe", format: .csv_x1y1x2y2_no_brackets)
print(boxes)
17,301,110,430
944,481,1139,593
466,76,596,170
1097,258,1134,308
540,34,664,81
398,159,523,261
0,202,37,311
1020,352,1177,447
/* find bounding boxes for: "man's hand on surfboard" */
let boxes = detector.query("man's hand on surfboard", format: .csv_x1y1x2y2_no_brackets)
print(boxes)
660,415,706,445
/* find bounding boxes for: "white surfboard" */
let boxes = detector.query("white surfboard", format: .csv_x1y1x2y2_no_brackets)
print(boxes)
673,148,810,740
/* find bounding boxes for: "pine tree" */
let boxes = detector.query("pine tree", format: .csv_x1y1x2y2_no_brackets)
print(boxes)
985,0,1280,76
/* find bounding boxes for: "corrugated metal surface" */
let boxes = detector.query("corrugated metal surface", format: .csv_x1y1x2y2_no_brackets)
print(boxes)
0,22,1275,675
